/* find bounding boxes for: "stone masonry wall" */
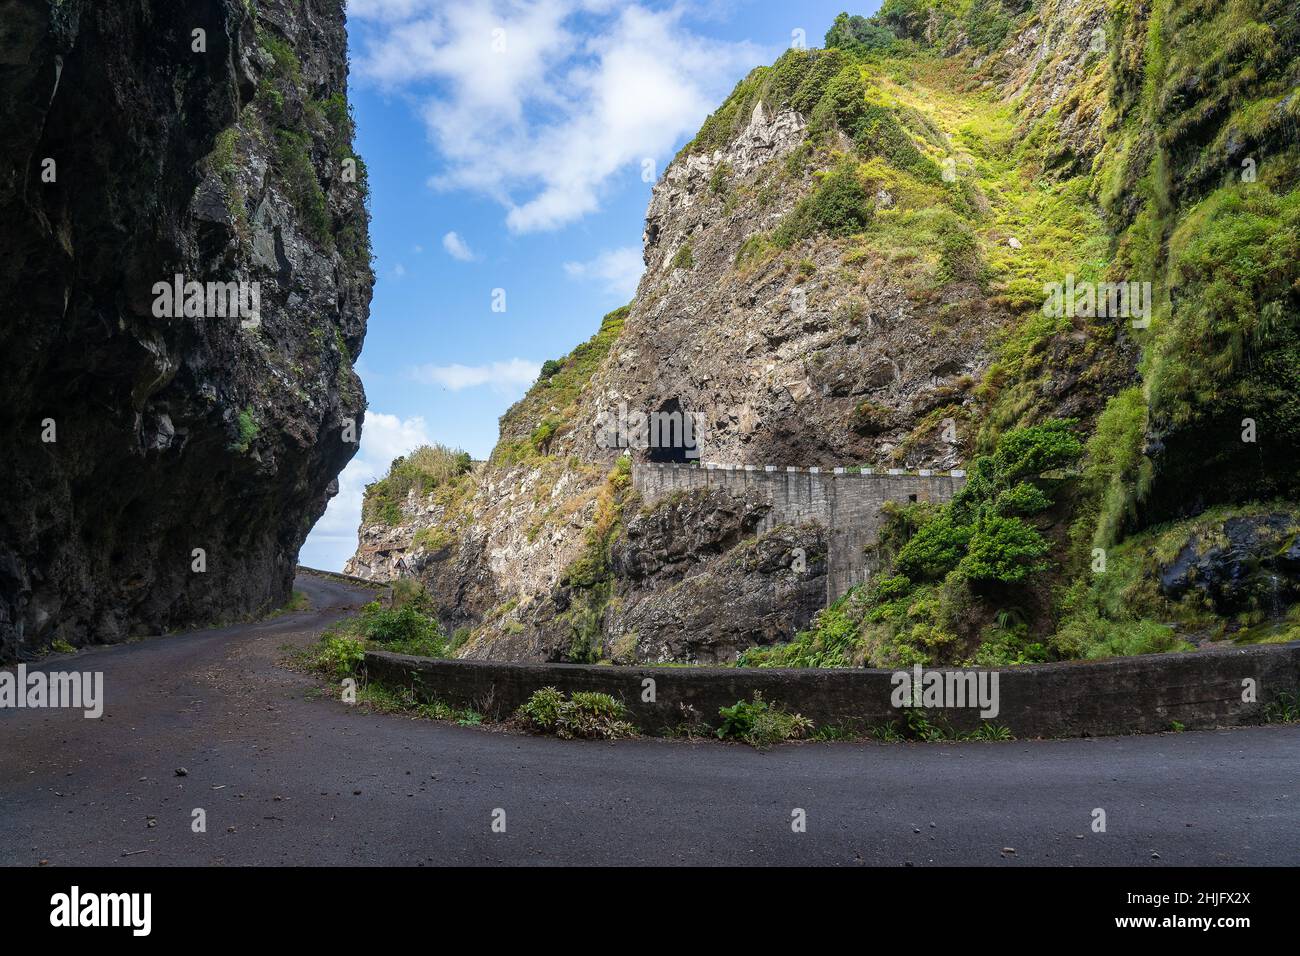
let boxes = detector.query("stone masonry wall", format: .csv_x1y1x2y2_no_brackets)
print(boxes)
632,463,967,601
366,640,1300,738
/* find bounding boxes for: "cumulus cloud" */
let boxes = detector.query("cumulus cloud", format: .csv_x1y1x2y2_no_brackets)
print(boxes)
300,411,433,570
349,0,764,233
563,246,644,298
442,231,476,261
345,0,433,23
409,358,541,392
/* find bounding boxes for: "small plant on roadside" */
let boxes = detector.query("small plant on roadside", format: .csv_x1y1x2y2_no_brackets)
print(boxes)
515,687,637,740
1263,691,1300,724
315,634,365,678
869,722,904,742
903,707,948,741
517,686,565,731
716,692,813,747
811,724,855,741
968,722,1014,741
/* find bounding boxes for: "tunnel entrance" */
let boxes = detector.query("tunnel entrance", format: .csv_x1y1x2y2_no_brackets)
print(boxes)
646,397,695,464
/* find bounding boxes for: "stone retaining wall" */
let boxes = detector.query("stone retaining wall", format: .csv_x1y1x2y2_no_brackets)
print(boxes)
365,641,1300,739
631,462,966,601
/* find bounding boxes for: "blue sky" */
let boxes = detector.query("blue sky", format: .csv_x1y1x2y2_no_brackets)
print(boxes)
301,0,880,570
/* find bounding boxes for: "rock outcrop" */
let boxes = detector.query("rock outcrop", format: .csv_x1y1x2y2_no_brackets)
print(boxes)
0,0,372,660
1160,514,1300,617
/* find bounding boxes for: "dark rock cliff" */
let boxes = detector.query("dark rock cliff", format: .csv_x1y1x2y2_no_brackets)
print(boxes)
0,0,372,659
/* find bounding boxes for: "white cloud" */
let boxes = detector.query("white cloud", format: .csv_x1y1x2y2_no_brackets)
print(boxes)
345,0,434,23
300,411,433,570
442,231,476,261
391,263,407,278
351,0,764,233
563,246,643,299
409,358,541,392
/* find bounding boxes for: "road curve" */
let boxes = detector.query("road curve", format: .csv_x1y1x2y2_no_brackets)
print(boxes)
1,573,1297,866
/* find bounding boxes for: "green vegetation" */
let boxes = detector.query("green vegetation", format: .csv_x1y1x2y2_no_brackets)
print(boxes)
685,47,851,156
309,583,453,677
1264,691,1300,724
557,457,632,663
1082,0,1300,533
362,444,473,526
715,693,813,747
231,406,259,453
516,687,637,739
268,590,310,618
747,421,1082,668
1052,503,1299,660
870,710,1015,742
314,634,365,679
1147,187,1300,457
773,161,874,247
352,681,483,725
671,241,695,269
494,305,630,466
205,126,248,230
275,130,331,247
246,27,371,264
824,12,898,55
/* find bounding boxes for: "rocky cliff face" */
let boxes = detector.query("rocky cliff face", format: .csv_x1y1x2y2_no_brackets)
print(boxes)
0,0,372,660
351,0,1300,666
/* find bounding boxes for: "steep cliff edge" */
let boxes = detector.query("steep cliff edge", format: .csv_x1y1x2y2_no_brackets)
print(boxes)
0,0,372,660
352,0,1299,667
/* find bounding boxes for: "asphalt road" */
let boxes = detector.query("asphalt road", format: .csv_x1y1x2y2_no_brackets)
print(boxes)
1,573,1297,866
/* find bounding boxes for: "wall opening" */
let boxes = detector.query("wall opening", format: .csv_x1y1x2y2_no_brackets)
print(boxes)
647,397,695,465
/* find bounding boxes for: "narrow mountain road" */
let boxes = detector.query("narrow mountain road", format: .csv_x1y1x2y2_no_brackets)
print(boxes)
1,574,1297,866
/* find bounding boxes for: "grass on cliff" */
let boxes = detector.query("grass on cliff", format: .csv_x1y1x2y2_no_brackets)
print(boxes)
362,444,473,526
1071,0,1300,547
249,26,372,264
493,304,631,467
555,456,633,663
833,1,1297,661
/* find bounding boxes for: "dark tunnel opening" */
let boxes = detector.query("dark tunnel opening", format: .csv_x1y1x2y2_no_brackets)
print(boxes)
646,397,694,465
